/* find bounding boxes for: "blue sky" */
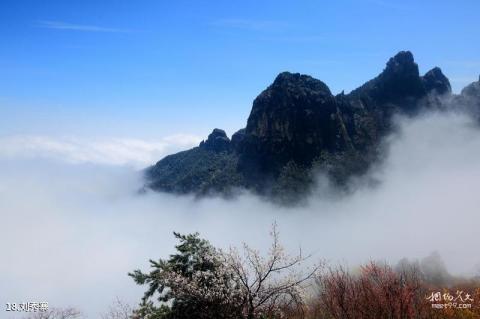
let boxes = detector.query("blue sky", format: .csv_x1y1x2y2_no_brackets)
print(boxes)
1,0,479,140
2,4,480,315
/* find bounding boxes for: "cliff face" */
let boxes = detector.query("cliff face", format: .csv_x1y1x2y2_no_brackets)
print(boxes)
346,51,451,134
145,51,478,201
239,72,340,182
235,51,452,189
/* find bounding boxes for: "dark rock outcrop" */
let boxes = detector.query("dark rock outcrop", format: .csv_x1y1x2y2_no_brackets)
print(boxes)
239,72,340,181
145,51,479,202
349,51,426,107
461,75,480,99
199,128,231,152
348,51,450,125
422,67,451,95
456,75,480,119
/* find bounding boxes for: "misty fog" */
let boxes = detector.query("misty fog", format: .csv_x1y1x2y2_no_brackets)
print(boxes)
1,111,480,318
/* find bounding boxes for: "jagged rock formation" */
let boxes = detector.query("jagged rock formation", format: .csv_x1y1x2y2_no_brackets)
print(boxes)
422,67,451,95
457,75,480,119
462,75,480,99
199,129,231,152
238,72,341,186
145,51,479,202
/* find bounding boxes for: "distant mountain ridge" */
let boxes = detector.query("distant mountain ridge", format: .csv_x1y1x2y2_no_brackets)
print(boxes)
145,51,480,202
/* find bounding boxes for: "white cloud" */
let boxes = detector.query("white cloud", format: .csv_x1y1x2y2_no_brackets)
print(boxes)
0,134,201,168
37,20,133,33
1,112,480,317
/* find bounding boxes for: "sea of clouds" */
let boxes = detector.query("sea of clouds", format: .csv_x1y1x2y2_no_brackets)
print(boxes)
1,111,480,318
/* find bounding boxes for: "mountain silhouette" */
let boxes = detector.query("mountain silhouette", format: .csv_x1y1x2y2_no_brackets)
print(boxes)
145,51,479,203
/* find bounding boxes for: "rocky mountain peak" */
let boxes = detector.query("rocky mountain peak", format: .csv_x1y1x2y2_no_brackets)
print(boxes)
349,51,427,110
146,51,480,202
199,128,231,152
384,51,417,75
422,67,451,95
240,72,340,176
461,76,480,98
376,50,424,99
271,72,332,95
246,72,333,137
